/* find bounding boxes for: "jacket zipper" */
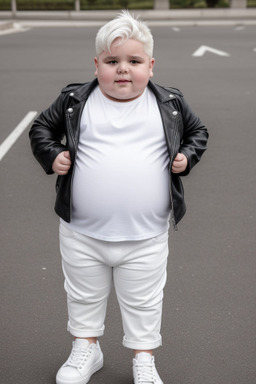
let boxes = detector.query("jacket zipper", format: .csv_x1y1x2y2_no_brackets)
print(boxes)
66,110,77,221
169,165,177,230
66,100,86,222
168,112,180,231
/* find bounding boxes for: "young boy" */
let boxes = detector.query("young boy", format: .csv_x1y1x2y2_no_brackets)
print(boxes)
29,10,208,384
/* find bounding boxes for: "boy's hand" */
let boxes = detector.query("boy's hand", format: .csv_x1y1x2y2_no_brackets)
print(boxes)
172,153,188,174
52,151,71,175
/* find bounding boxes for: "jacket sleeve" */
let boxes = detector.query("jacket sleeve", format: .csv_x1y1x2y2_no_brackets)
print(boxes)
29,93,67,175
177,96,208,176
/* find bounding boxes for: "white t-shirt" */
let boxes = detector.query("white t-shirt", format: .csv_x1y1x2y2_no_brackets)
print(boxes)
63,86,170,241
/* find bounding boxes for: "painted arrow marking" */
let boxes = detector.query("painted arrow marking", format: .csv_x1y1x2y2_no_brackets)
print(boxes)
192,45,230,57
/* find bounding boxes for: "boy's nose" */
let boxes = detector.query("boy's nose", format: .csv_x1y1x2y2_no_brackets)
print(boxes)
117,64,128,74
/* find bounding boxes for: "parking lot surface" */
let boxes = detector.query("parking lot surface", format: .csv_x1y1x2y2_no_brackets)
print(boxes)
0,23,256,384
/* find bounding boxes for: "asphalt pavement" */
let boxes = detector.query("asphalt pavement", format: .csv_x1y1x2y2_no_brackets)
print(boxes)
0,20,256,384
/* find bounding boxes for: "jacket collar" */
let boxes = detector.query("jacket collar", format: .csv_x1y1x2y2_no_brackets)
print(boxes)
148,80,180,103
63,78,99,102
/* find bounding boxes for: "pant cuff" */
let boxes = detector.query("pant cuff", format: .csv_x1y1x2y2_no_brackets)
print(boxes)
67,322,105,338
122,335,162,350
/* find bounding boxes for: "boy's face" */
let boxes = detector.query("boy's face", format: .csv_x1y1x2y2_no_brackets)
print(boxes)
94,38,155,102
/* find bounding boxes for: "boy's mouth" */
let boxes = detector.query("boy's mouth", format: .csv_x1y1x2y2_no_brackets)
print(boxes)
116,79,131,83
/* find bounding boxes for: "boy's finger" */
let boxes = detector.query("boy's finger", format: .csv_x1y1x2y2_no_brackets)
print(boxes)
174,153,183,162
64,151,71,159
61,155,71,165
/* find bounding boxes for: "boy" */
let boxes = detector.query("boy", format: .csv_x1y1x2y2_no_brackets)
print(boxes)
29,10,208,384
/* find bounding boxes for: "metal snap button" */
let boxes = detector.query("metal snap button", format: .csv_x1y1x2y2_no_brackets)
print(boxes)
172,110,178,116
67,108,73,113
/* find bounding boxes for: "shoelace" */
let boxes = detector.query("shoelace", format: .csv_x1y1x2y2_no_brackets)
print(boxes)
135,362,155,384
66,343,92,368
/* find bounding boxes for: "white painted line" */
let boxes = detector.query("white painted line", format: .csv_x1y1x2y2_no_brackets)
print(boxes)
0,111,37,161
193,45,230,57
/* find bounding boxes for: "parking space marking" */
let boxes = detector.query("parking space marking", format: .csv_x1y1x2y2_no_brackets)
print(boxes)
0,111,37,161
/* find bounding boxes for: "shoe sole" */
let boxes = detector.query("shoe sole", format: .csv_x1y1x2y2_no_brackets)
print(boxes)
56,356,104,384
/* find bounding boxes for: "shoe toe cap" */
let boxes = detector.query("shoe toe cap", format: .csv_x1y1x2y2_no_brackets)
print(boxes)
57,366,81,379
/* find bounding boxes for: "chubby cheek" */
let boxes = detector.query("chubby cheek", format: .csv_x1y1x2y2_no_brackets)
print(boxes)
95,60,111,84
96,69,114,88
133,71,152,88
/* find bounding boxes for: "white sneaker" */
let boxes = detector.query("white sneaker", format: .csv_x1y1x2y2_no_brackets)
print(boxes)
133,352,164,384
56,339,103,384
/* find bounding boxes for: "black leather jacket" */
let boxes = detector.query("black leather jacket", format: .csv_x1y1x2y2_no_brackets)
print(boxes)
29,79,208,228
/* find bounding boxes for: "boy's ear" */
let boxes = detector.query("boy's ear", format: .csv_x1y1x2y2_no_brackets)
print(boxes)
94,57,98,76
149,58,155,78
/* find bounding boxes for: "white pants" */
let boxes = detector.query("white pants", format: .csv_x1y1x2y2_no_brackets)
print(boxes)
59,223,169,350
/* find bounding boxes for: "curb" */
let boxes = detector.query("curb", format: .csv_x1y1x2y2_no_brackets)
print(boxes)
1,9,256,30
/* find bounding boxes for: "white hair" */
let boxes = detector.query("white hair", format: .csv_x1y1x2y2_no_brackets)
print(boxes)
95,10,154,58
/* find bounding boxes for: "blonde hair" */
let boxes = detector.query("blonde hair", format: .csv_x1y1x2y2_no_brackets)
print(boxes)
95,10,154,58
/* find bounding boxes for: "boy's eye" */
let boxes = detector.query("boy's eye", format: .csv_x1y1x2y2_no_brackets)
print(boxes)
108,60,117,64
130,60,139,64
